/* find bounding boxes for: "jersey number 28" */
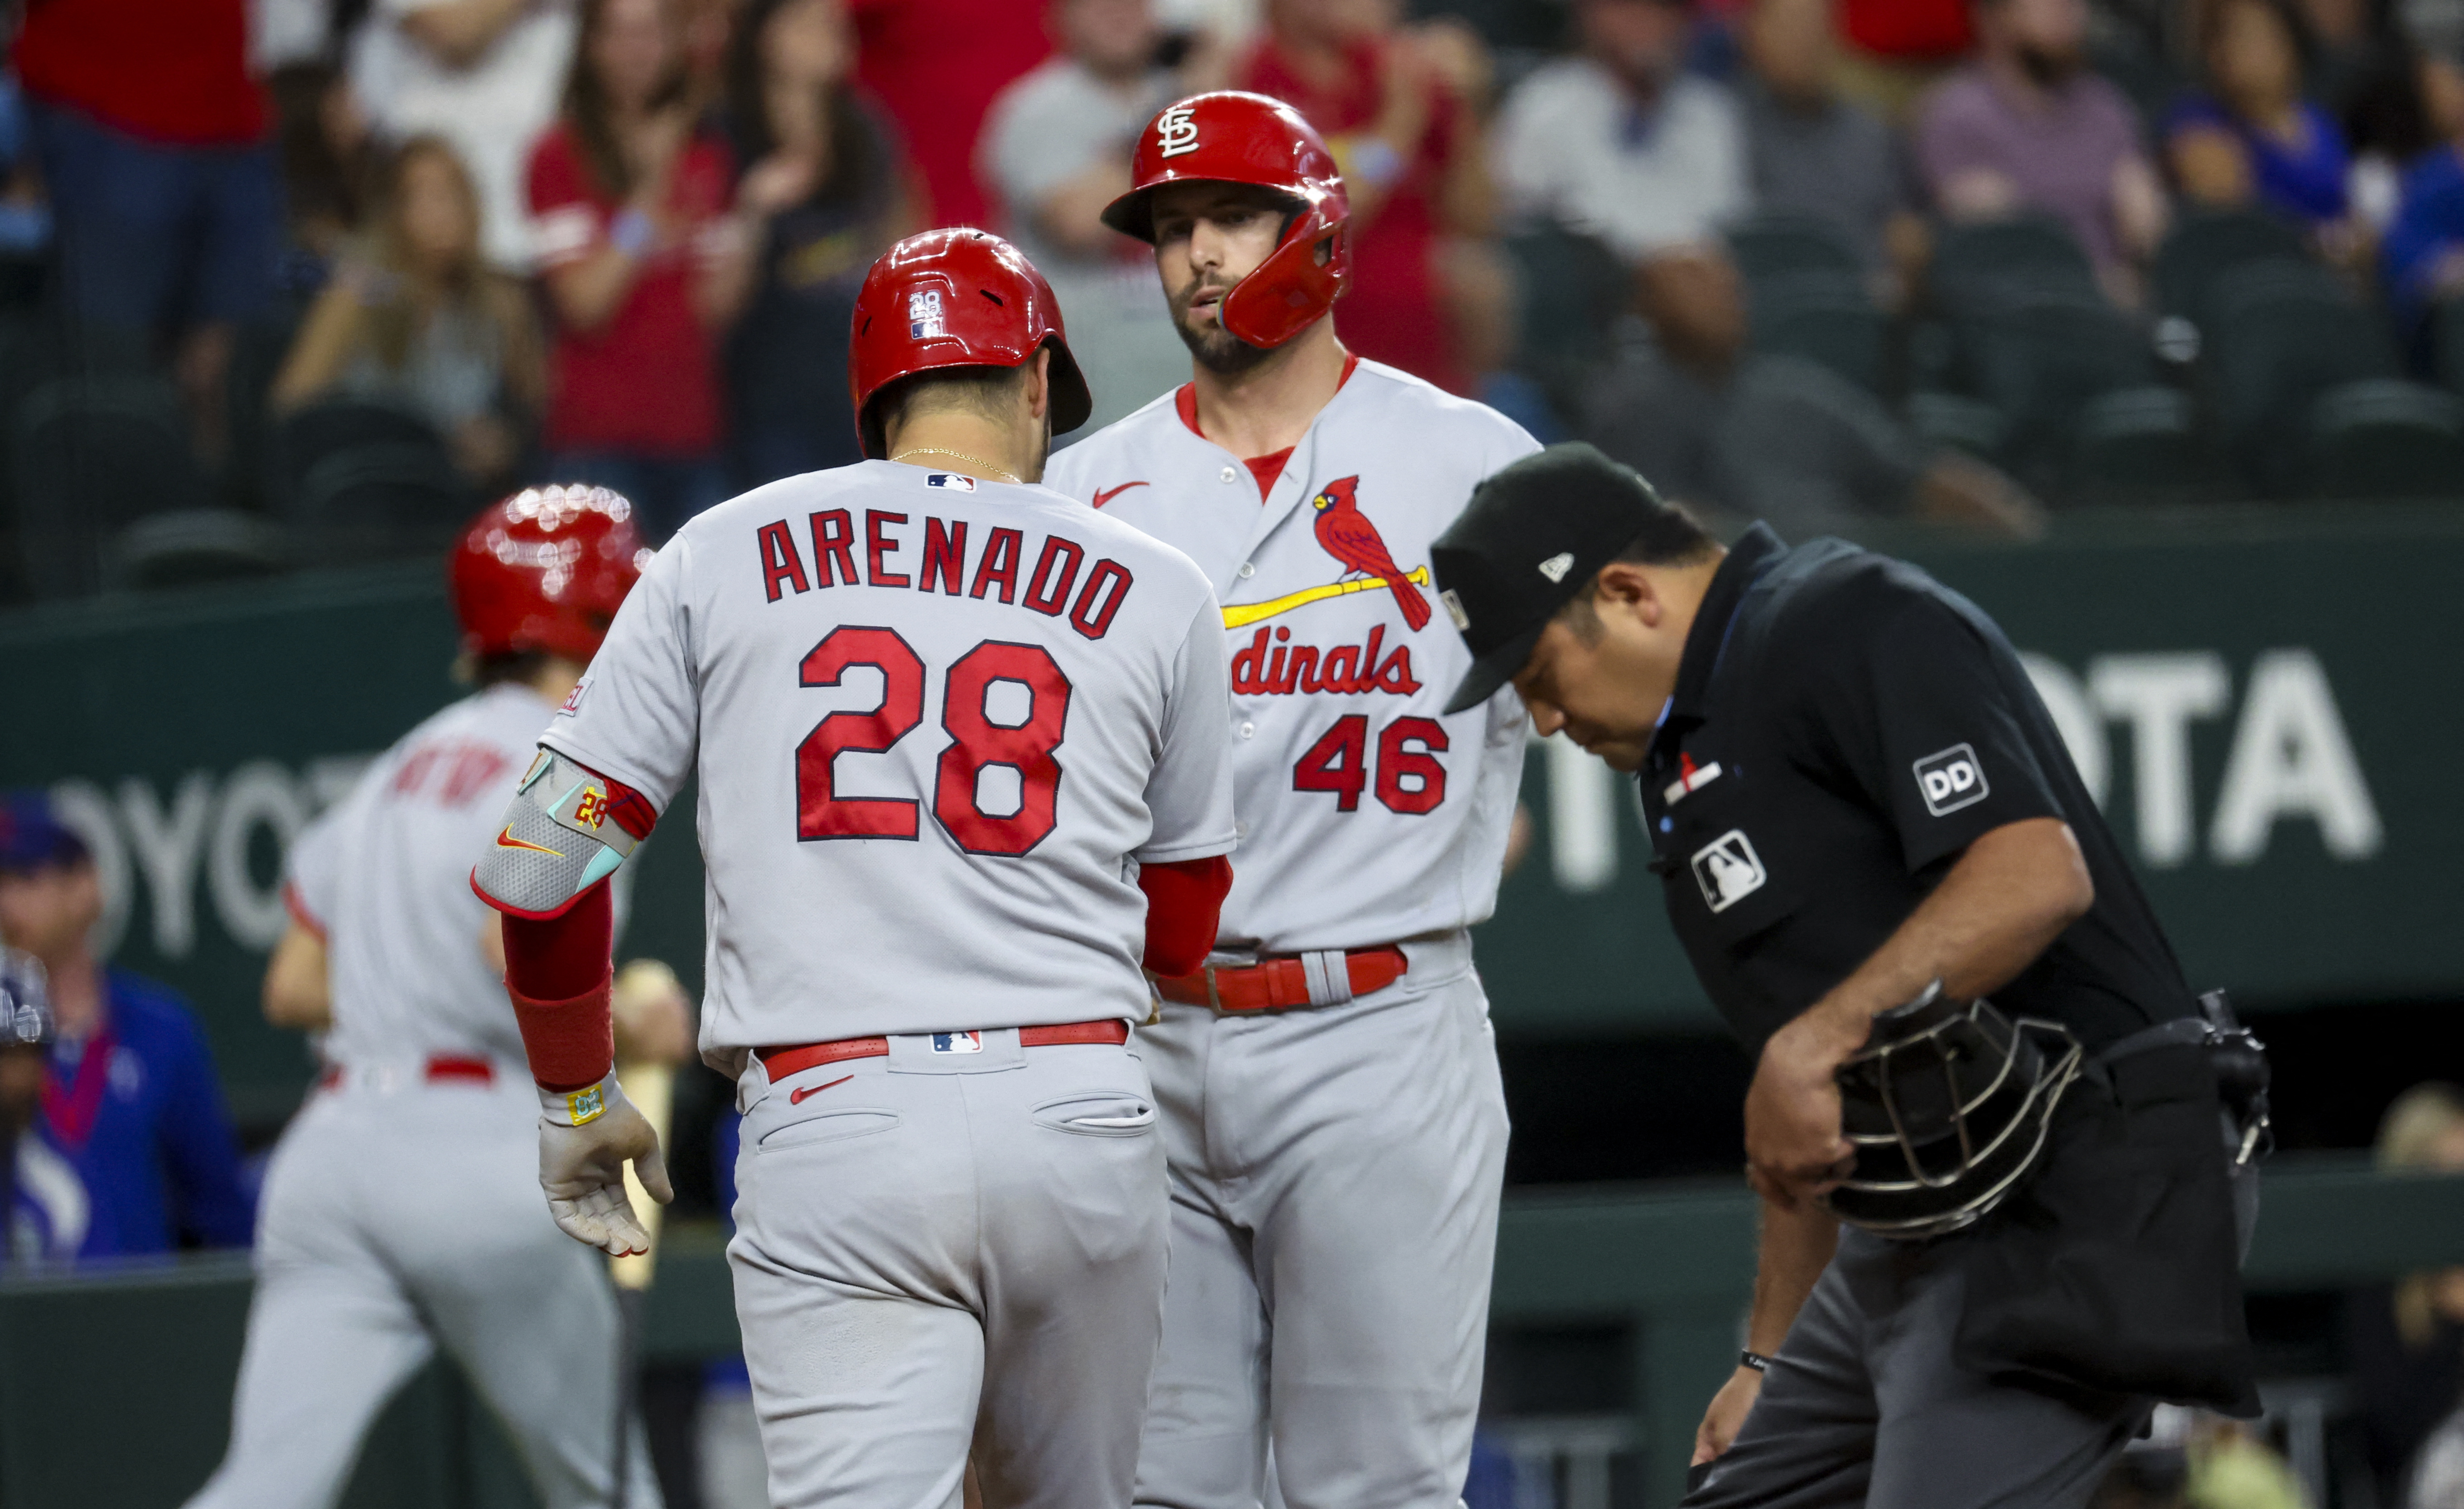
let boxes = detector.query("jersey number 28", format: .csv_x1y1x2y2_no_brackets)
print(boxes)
796,625,1071,856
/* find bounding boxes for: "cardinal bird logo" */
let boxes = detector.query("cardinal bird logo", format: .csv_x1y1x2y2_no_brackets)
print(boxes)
1310,477,1431,631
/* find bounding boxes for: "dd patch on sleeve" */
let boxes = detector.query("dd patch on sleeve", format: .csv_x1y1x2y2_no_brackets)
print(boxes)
1913,743,1989,817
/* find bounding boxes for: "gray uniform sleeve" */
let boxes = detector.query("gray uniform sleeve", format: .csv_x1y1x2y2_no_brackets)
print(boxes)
1135,596,1238,864
537,534,700,813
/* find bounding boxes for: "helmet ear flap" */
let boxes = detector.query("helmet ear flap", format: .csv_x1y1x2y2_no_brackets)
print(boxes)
1219,208,1348,349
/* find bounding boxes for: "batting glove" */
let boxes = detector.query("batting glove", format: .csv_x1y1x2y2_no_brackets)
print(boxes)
537,1074,674,1257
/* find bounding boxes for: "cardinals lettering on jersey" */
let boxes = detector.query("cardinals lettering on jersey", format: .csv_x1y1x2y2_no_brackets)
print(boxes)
756,507,1136,641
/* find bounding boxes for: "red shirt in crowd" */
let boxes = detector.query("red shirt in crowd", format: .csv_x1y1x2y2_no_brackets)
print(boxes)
1238,38,1470,396
527,125,734,458
14,0,266,144
849,0,1048,228
1839,0,1974,60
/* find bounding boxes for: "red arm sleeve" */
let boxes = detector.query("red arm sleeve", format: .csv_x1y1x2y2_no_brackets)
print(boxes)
502,880,615,1092
1138,855,1232,979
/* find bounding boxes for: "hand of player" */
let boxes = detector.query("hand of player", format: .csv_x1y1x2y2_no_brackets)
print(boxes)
537,1078,675,1256
1744,1003,1863,1208
1691,1365,1764,1466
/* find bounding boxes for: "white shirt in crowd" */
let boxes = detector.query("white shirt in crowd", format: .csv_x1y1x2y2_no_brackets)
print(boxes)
349,0,578,272
1493,58,1749,260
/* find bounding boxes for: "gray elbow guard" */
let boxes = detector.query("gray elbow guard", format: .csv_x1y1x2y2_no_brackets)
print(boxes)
474,750,646,918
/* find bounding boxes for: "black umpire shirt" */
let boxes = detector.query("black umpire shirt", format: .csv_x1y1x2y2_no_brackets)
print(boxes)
1641,524,2199,1059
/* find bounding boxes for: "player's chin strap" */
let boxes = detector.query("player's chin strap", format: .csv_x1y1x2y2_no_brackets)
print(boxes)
473,749,657,919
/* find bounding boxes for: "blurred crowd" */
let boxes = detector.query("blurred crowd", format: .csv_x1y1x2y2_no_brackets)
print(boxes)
7,0,2464,600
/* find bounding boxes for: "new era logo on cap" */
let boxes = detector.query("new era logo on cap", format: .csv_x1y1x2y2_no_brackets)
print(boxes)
1440,589,1470,631
1536,551,1574,582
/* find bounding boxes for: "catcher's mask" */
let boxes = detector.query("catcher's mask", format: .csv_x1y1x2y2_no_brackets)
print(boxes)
1821,983,2082,1240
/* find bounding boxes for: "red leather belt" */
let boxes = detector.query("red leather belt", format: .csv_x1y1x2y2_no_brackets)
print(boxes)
1153,946,1408,1012
317,1054,498,1091
759,1020,1129,1082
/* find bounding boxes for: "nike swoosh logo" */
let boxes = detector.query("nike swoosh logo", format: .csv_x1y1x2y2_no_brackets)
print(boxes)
789,1075,853,1105
495,825,564,857
1093,481,1149,508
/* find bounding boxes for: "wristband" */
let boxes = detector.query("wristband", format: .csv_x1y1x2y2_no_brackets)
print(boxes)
1740,1350,1774,1374
609,207,655,258
541,1071,621,1127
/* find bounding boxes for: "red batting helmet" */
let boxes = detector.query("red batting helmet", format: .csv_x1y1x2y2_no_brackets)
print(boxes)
1102,91,1350,350
849,228,1094,459
450,484,648,662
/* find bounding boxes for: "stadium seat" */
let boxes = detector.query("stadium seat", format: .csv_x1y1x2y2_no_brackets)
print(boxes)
1906,391,2011,459
2067,386,2211,506
290,441,473,562
1502,222,1629,429
1726,213,1864,288
1958,292,2152,481
1747,271,1888,395
2200,261,2398,496
10,375,211,599
2307,379,2464,500
2152,209,2310,330
1927,215,2102,315
102,510,292,591
270,398,455,519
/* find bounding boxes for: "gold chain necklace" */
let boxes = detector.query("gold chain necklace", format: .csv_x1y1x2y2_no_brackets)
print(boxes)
889,448,1021,484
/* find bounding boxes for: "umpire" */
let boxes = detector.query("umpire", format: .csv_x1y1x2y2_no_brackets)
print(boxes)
1431,445,2268,1507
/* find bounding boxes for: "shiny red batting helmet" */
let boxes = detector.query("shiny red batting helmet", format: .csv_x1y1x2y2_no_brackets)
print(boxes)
1102,91,1350,350
450,484,649,662
848,228,1094,459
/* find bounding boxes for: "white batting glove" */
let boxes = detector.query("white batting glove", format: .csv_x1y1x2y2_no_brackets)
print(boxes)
536,1074,674,1257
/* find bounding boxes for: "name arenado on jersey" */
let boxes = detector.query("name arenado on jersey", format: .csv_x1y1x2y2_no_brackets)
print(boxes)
756,506,1135,641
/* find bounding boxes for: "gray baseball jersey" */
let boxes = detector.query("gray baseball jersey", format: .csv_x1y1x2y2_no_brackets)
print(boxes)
1042,359,1540,954
286,682,564,1066
1042,359,1536,1509
541,460,1237,1063
192,683,657,1509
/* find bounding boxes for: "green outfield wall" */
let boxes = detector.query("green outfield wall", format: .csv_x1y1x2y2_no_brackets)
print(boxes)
2,505,2459,1118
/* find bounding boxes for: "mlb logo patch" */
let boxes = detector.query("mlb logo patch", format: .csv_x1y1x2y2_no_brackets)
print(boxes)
908,289,946,339
930,1031,984,1054
1913,743,1989,817
1689,829,1767,914
927,473,976,492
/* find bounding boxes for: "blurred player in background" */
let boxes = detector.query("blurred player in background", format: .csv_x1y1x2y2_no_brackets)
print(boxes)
184,486,691,1509
0,791,254,1263
1044,92,1539,1509
472,228,1237,1509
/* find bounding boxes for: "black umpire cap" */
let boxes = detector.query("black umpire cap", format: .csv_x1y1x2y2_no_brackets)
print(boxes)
1433,443,1676,714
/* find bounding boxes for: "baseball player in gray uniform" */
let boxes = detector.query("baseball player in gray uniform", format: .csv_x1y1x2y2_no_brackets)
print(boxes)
469,229,1241,1509
1040,93,1541,1509
187,485,675,1509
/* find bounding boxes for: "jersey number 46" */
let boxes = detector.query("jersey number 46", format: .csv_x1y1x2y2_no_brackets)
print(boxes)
797,625,1070,857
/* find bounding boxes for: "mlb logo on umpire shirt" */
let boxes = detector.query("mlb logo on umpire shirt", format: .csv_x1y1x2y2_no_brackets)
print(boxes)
931,1032,984,1054
1913,744,1989,817
1690,830,1767,914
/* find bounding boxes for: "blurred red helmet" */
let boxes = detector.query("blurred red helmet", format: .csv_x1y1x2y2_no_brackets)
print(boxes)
1102,91,1350,350
848,228,1094,459
450,484,648,663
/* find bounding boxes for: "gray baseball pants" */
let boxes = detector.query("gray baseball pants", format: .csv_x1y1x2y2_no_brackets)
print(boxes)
187,1067,659,1509
728,1031,1170,1509
1686,1140,2261,1509
1131,939,1511,1509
